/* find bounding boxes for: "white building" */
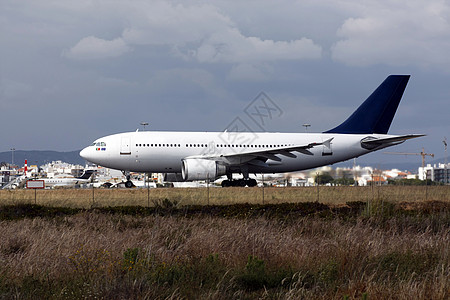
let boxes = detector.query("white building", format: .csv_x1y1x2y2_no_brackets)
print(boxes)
41,161,84,178
418,163,450,183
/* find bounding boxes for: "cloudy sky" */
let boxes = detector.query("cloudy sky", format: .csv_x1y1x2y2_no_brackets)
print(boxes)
1,0,449,165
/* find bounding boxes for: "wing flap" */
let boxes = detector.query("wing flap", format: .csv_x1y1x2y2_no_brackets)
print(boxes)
258,153,282,161
279,150,297,158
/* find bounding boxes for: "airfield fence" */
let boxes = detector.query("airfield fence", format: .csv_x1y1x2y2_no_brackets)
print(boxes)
0,185,448,208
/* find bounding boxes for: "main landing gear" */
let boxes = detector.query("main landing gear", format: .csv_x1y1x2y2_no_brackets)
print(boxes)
221,170,257,187
221,178,257,187
122,171,134,188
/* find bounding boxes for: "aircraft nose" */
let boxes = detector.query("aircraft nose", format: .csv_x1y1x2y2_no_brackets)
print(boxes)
80,147,92,161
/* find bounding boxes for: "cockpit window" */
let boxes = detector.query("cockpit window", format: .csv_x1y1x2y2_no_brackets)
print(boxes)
91,142,106,147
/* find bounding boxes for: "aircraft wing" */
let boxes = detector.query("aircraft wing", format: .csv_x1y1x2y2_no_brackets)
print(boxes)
186,138,333,166
361,134,425,150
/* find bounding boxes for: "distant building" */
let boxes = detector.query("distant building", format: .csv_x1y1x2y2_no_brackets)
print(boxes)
353,166,374,186
0,170,11,187
419,163,450,184
41,160,84,178
383,169,411,180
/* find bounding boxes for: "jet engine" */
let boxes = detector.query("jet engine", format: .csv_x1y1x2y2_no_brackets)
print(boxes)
163,173,184,182
181,158,226,181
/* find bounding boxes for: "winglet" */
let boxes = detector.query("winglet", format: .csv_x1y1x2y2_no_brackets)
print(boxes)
325,75,410,134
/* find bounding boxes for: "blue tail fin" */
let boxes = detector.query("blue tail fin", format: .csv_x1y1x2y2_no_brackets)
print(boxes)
325,75,410,134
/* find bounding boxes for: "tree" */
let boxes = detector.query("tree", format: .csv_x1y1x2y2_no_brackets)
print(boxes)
315,173,334,185
332,177,355,186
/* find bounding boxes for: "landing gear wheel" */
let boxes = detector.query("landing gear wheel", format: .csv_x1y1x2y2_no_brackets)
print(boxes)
125,181,134,188
221,178,258,187
237,179,246,187
221,180,230,187
247,179,257,187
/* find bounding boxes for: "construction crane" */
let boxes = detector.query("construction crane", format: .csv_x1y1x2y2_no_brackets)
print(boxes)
384,147,434,168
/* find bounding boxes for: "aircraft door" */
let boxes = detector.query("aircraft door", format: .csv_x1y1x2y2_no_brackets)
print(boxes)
120,137,131,155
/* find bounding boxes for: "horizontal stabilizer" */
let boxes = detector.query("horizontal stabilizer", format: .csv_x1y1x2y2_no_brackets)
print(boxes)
361,134,425,150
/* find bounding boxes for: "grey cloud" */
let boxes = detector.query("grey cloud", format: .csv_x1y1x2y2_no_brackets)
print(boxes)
227,63,273,82
63,36,132,59
1,0,449,158
146,68,230,101
331,0,450,69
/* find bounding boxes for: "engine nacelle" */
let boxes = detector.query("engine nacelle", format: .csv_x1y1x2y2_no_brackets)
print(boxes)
182,159,226,181
163,173,185,182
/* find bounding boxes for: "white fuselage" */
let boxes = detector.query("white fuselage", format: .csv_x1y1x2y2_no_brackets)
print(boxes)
80,131,382,175
42,177,89,188
79,75,421,183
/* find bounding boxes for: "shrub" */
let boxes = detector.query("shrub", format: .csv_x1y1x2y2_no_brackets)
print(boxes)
236,255,295,291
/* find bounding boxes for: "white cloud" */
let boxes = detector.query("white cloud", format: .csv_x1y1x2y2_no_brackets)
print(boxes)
64,1,322,63
331,0,450,68
63,36,131,60
193,28,322,63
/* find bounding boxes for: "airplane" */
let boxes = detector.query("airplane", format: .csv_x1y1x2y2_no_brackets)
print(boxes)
80,75,424,188
41,169,95,188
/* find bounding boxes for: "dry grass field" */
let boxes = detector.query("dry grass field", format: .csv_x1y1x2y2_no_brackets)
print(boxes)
0,186,449,299
0,185,449,208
